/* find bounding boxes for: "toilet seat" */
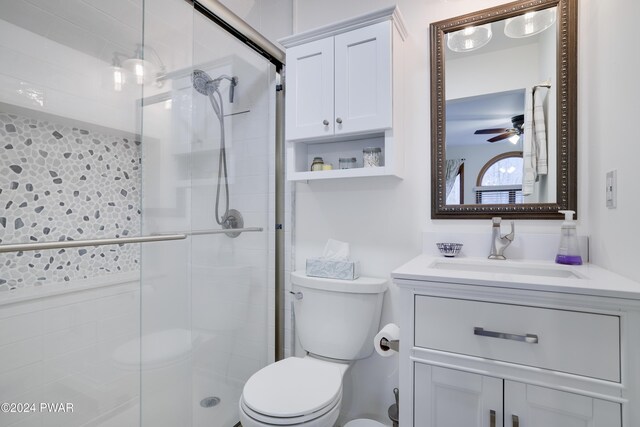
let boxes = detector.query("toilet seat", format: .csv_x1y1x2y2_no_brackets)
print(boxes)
240,357,344,423
240,393,341,425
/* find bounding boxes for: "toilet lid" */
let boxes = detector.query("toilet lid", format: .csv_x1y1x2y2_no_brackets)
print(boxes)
242,357,343,417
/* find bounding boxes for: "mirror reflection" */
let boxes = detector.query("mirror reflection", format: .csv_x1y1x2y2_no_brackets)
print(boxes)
444,6,557,206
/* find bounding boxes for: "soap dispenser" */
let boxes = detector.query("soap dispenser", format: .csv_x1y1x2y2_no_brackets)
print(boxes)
555,210,582,265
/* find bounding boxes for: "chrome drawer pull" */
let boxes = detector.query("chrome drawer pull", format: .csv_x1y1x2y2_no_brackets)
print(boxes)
512,414,520,427
490,409,496,427
474,327,539,344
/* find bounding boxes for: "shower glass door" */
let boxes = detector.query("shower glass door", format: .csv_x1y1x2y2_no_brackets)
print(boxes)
140,2,275,426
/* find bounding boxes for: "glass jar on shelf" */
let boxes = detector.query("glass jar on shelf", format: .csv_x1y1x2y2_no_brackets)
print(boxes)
363,147,381,167
339,157,357,169
310,157,324,171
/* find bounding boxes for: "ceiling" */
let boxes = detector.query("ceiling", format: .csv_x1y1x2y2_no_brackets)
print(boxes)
446,89,525,147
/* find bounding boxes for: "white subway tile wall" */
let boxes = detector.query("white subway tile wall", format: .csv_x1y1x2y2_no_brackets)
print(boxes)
0,275,140,427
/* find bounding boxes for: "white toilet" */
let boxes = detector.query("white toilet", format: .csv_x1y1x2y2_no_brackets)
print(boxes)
239,271,388,427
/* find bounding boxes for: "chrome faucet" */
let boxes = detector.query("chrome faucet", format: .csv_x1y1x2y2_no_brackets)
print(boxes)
488,217,515,260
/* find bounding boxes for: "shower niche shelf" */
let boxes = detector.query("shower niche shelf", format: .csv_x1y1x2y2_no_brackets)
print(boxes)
280,6,406,182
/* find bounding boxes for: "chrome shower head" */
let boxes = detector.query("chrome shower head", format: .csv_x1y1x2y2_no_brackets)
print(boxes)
192,69,216,95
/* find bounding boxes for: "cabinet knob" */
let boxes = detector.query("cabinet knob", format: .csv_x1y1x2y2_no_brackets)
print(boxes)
323,119,329,126
336,117,343,124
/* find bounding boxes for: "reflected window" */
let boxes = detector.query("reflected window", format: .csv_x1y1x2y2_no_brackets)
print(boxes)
475,152,523,204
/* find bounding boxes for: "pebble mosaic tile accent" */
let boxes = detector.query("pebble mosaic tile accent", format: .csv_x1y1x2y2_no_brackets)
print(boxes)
0,111,141,289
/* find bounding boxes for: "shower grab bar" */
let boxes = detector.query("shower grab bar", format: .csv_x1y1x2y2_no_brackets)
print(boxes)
188,226,263,236
0,227,263,254
0,234,186,254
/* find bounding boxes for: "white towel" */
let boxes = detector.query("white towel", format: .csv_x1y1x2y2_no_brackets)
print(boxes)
522,88,536,196
533,87,548,175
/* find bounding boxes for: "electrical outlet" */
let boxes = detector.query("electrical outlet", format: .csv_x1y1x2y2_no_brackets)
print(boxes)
606,170,617,209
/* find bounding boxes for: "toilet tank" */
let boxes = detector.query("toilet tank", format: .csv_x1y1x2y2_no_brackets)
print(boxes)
290,271,387,360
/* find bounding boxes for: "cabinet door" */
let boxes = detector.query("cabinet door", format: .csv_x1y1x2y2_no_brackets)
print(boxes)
415,364,503,427
504,381,621,427
334,21,392,136
285,37,334,140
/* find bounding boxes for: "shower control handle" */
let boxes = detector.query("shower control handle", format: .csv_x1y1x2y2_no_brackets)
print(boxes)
289,291,303,300
336,117,343,124
323,119,329,126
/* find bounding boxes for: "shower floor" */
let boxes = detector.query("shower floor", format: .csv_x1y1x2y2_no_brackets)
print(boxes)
192,373,243,427
87,373,242,427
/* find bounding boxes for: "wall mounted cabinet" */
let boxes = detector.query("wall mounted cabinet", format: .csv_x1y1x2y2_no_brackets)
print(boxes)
280,7,406,181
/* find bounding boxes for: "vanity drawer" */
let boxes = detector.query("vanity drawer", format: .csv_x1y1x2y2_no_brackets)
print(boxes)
414,296,620,382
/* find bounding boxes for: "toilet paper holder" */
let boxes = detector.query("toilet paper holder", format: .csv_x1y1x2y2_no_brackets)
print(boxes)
379,337,399,352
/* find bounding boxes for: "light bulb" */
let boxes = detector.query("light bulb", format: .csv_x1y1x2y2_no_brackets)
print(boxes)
134,63,144,85
113,67,124,92
508,134,520,144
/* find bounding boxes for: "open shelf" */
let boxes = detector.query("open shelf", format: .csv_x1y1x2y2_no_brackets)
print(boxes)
286,132,402,181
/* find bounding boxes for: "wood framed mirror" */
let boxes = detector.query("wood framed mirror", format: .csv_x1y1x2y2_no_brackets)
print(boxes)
430,0,577,219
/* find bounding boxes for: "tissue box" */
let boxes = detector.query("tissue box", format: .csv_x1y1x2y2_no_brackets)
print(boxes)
306,258,361,280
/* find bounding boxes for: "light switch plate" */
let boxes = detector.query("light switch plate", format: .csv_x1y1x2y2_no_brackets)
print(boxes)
606,170,617,209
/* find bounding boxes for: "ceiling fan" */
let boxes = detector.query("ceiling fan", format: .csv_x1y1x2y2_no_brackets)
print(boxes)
474,114,524,143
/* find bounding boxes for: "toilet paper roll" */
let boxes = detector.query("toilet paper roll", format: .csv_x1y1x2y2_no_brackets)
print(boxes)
374,323,400,357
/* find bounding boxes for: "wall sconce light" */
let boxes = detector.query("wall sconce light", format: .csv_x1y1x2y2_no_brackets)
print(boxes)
111,44,167,91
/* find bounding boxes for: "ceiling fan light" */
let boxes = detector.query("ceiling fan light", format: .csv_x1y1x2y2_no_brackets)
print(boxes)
447,23,493,52
508,134,520,144
504,7,557,38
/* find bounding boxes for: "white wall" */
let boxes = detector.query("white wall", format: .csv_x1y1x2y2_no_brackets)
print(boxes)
581,0,640,282
0,276,140,427
0,19,142,134
290,0,640,422
446,43,539,100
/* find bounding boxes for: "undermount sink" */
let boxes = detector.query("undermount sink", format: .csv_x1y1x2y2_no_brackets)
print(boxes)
429,260,584,279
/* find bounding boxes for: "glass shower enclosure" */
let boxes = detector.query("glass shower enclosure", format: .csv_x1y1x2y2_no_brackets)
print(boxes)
0,1,279,426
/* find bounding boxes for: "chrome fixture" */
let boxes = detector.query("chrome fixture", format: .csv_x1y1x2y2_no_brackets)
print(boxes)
474,327,538,344
488,217,514,260
192,69,242,237
388,388,399,427
0,227,263,254
200,396,221,408
379,337,399,352
288,291,303,300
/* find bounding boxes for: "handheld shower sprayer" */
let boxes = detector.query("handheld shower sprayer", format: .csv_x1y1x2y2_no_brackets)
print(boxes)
191,69,243,237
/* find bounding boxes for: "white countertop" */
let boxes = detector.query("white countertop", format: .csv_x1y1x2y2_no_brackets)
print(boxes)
392,254,640,300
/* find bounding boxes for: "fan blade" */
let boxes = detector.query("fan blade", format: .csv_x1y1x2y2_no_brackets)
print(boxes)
487,131,516,143
474,128,511,135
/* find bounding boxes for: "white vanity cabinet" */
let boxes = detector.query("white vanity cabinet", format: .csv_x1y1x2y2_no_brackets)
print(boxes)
393,255,640,427
414,364,621,427
279,7,406,181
